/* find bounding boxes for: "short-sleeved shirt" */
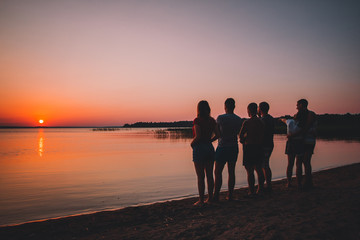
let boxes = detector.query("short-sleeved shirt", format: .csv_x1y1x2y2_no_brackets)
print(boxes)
286,119,302,140
239,116,264,145
261,114,274,148
193,117,216,143
216,113,243,147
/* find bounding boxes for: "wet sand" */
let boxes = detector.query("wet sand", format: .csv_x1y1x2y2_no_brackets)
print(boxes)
1,163,359,240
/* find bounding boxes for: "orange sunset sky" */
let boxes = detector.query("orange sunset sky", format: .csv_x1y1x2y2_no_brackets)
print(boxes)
1,1,360,127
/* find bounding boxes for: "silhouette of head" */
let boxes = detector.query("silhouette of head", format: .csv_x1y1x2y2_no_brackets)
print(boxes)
297,99,308,111
225,98,235,113
247,103,258,117
197,100,211,118
259,102,270,114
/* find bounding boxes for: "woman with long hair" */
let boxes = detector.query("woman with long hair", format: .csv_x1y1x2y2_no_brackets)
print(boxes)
191,100,219,206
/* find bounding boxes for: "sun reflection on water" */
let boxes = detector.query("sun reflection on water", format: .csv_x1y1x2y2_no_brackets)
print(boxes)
38,129,44,157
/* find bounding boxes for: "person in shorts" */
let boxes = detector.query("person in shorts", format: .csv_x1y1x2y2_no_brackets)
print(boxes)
191,100,219,206
280,116,304,188
258,102,274,192
213,98,243,201
288,99,317,189
239,103,265,196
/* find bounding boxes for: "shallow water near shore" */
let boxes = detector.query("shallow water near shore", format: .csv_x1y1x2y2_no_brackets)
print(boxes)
0,128,359,226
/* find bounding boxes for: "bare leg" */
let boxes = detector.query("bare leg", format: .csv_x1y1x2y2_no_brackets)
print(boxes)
194,162,205,205
214,161,226,201
296,155,303,189
204,159,214,202
245,165,255,195
263,167,272,190
255,163,264,194
262,149,273,191
263,158,272,191
287,154,295,187
227,161,236,200
303,151,313,188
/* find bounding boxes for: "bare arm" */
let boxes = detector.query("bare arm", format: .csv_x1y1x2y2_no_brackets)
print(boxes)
239,121,247,144
211,123,220,142
191,124,201,147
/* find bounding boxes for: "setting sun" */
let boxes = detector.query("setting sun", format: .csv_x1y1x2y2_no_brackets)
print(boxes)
39,119,44,124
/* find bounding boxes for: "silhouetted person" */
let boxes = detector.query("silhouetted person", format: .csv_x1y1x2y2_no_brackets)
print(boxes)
191,100,219,206
213,98,243,201
239,103,265,196
258,102,274,192
289,99,317,189
280,115,304,188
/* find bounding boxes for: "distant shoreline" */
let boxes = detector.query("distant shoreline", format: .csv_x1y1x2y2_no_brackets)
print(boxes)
1,113,359,139
1,113,359,129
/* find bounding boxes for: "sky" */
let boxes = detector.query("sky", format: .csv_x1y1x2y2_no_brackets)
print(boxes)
1,0,359,126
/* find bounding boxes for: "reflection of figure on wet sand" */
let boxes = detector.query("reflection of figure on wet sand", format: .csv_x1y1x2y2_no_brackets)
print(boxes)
213,98,243,201
239,103,265,196
191,100,219,206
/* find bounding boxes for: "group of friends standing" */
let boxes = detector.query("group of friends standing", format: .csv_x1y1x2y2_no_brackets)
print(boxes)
191,98,317,206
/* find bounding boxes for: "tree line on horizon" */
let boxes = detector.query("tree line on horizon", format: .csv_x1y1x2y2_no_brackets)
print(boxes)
123,113,360,138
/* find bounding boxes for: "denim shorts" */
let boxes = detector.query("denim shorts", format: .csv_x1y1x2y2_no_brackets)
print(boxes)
215,145,239,163
285,139,304,156
242,144,264,167
192,142,215,163
304,143,316,154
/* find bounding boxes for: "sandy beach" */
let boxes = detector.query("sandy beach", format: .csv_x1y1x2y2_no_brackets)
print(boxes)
1,163,359,240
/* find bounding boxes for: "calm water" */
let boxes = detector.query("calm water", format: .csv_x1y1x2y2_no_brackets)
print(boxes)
0,128,359,226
